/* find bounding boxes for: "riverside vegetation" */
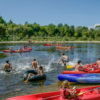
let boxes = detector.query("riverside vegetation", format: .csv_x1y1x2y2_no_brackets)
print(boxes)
0,16,100,41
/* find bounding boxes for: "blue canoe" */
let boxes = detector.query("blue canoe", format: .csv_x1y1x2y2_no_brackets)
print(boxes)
58,73,100,83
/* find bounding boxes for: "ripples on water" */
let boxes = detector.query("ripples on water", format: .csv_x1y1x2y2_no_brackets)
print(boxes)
0,43,100,95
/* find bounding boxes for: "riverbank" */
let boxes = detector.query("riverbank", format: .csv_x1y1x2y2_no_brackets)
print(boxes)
2,83,100,100
1,41,100,44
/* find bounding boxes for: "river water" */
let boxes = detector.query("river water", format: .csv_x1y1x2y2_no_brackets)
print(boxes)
0,43,100,99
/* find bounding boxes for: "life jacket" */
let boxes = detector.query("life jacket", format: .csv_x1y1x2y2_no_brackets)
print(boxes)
60,88,71,99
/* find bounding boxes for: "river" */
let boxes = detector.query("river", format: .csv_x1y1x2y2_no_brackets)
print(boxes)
0,43,100,100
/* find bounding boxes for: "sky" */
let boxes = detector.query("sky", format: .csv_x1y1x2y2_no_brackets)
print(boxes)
0,0,100,27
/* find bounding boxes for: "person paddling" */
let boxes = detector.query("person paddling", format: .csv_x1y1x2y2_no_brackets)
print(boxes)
58,53,69,66
4,60,12,72
9,48,13,53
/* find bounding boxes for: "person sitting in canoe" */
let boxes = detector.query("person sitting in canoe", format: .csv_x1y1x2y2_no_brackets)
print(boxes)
74,60,83,71
24,66,44,83
58,53,69,66
23,45,27,49
96,58,100,69
17,48,22,53
4,60,12,72
9,48,13,53
60,80,78,99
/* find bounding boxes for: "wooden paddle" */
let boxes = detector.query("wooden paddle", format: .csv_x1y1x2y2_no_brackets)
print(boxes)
40,87,100,100
77,87,100,96
40,95,61,100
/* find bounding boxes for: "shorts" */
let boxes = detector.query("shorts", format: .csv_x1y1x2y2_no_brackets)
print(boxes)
62,59,69,65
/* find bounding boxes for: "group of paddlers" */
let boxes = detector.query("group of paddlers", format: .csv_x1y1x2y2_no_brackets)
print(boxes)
8,45,29,53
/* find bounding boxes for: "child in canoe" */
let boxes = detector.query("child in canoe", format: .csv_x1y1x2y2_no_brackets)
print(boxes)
60,80,79,99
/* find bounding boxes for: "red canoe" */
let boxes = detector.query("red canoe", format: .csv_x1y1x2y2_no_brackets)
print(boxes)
56,46,75,50
44,44,63,46
44,44,52,46
7,85,100,100
2,48,32,53
63,63,100,74
62,70,100,74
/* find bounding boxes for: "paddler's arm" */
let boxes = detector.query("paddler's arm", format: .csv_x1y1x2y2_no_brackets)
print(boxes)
4,64,6,70
10,64,12,70
58,57,62,64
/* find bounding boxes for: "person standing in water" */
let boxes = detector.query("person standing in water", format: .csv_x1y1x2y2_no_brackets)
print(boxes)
4,60,12,72
58,53,69,66
32,59,38,70
96,58,100,69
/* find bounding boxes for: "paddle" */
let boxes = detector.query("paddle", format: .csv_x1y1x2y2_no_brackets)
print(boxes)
77,87,100,96
40,95,61,100
40,87,100,100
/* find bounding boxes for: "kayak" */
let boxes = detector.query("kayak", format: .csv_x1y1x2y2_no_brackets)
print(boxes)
7,85,100,100
2,48,32,53
58,73,100,83
56,46,75,50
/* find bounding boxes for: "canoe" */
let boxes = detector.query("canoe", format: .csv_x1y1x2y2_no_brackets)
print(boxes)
56,46,75,50
2,50,16,53
62,69,100,74
2,48,32,53
44,44,63,46
24,70,46,81
44,44,52,46
58,73,100,83
63,63,100,74
7,85,100,100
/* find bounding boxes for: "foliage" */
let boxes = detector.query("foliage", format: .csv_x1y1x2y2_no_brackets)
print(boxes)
0,16,100,41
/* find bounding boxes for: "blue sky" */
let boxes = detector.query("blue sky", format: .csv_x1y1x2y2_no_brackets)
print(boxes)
0,0,100,27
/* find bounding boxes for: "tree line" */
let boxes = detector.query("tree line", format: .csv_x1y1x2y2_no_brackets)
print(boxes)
0,16,100,41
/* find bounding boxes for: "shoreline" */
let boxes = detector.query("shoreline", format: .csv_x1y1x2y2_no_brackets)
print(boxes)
1,83,100,100
0,41,100,44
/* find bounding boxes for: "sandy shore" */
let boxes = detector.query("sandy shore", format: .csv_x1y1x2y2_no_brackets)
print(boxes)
0,41,100,44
